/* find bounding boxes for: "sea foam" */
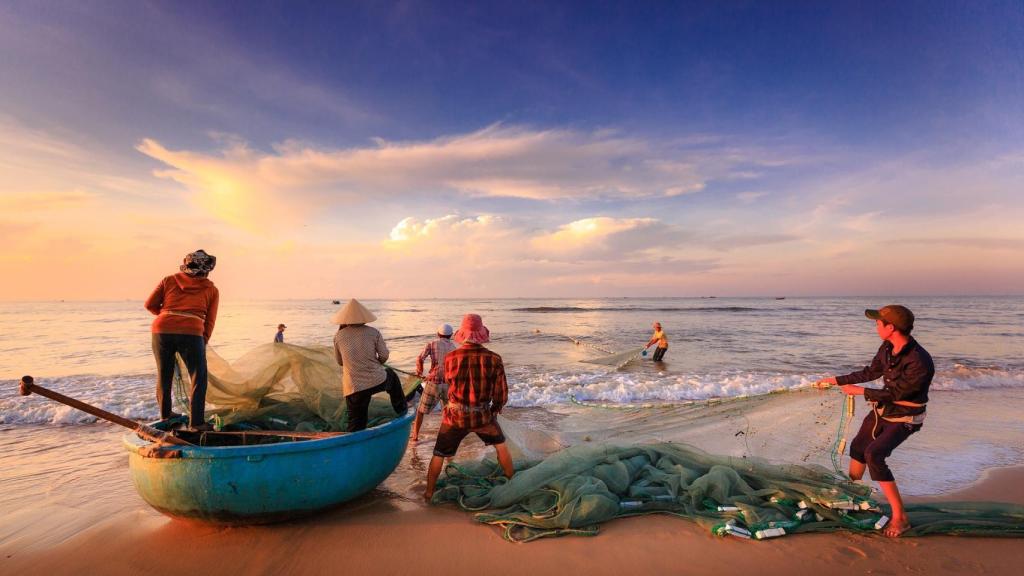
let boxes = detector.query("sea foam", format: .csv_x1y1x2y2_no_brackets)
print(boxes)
3,364,1021,425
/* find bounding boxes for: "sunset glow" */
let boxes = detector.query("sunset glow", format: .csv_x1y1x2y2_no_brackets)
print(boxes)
1,2,1021,300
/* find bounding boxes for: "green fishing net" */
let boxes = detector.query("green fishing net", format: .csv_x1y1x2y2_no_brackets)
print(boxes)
173,340,1024,541
173,343,420,431
433,442,1024,542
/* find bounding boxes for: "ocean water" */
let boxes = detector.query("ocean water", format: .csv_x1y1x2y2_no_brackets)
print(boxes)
2,297,1022,423
1,297,1023,497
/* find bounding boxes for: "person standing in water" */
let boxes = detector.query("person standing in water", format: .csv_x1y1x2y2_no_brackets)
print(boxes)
644,321,669,361
331,299,407,432
144,249,219,430
411,323,457,441
424,314,513,502
815,305,933,538
274,323,286,343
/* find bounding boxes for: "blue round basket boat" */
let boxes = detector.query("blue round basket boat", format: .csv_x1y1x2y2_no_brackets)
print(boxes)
123,411,413,523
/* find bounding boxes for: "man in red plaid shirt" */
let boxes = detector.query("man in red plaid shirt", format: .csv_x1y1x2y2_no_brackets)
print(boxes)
424,313,514,502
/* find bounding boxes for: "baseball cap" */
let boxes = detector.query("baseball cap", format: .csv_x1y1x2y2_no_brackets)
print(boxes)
437,323,454,337
865,305,914,333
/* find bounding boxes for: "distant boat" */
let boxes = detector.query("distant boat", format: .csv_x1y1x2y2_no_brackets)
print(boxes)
332,300,341,305
775,297,786,300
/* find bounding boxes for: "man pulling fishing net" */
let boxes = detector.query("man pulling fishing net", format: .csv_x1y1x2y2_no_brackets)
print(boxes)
424,314,515,502
815,304,933,537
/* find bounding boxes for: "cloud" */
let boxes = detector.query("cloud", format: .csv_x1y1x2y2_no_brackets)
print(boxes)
896,237,1024,250
0,190,97,212
370,212,724,297
704,233,800,252
531,217,681,259
137,124,798,229
736,191,768,203
387,214,506,243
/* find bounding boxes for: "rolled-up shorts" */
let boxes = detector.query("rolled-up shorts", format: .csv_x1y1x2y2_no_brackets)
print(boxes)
849,413,922,482
433,419,505,458
417,380,448,414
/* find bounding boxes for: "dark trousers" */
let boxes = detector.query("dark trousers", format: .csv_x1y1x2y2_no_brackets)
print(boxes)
152,333,207,427
345,368,407,432
653,347,668,361
849,412,921,482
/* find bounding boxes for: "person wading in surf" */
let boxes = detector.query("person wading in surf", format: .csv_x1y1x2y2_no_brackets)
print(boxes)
815,305,934,537
411,323,457,441
643,321,669,361
145,249,219,431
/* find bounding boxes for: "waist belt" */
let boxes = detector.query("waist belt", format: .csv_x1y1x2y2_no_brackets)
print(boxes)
160,310,206,321
874,400,927,424
446,403,490,413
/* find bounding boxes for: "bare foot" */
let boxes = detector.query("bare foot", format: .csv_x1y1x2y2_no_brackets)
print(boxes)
423,492,433,504
410,435,418,442
883,517,911,538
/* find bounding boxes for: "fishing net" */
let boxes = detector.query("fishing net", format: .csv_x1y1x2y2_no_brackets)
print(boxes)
433,442,1024,542
173,343,421,432
578,347,645,369
432,336,1024,542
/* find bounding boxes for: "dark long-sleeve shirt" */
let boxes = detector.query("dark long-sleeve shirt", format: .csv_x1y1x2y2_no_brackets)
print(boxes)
836,338,934,419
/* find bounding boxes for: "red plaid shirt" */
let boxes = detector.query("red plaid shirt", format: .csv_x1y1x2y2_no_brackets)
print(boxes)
442,342,508,428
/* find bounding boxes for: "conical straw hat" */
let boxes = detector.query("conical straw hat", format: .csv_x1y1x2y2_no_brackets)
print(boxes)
331,298,377,325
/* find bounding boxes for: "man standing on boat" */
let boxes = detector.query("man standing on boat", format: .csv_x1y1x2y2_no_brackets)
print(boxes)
145,249,219,431
424,314,514,502
411,323,457,441
644,321,669,361
815,305,934,538
274,323,286,343
332,299,407,432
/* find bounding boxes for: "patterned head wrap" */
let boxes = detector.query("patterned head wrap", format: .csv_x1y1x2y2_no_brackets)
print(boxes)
180,249,217,277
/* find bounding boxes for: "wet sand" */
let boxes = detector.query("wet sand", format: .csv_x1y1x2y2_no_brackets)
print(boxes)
1,424,1022,576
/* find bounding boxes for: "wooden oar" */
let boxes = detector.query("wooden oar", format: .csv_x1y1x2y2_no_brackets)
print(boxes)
18,375,192,446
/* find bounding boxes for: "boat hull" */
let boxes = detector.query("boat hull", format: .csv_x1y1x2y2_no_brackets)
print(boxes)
123,411,413,523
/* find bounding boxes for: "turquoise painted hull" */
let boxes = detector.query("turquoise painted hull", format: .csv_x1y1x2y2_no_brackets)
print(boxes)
123,411,413,523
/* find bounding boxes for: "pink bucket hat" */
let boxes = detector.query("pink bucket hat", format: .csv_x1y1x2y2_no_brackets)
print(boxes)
454,313,490,344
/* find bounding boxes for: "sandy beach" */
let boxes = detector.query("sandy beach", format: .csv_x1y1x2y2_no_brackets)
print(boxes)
2,420,1022,576
4,0,1024,573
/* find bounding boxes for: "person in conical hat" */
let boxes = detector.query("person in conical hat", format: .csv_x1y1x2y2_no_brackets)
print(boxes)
424,314,513,502
411,323,457,441
331,298,378,325
332,299,407,432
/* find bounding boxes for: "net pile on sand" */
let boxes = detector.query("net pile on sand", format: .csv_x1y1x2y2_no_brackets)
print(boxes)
433,442,1024,542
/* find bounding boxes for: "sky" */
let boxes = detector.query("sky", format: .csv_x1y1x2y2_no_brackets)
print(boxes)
1,0,1022,300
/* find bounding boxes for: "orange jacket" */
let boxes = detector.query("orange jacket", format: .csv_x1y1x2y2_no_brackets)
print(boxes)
145,273,220,341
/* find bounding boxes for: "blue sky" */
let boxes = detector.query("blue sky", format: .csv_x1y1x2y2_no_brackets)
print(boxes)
1,1,1022,299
